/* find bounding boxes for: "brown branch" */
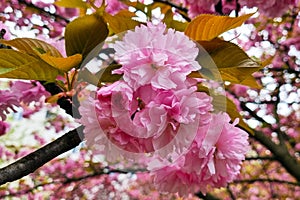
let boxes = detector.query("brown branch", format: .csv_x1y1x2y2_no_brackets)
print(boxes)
0,126,83,185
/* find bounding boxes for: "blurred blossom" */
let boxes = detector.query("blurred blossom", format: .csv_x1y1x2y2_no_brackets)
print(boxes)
10,81,50,104
0,120,10,136
37,35,66,57
0,90,19,120
230,84,250,98
91,0,128,15
178,0,220,18
295,143,300,151
0,81,50,120
0,21,11,40
238,0,296,17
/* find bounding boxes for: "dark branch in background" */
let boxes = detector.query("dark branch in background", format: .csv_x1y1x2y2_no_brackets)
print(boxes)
0,167,146,198
235,0,240,17
214,0,223,15
233,178,300,186
17,0,69,23
251,129,300,182
237,101,300,182
245,156,275,161
153,0,188,13
0,126,83,185
195,192,222,200
226,185,236,200
153,0,191,22
230,88,300,182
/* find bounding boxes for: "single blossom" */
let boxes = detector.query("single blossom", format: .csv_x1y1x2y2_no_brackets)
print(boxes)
149,112,249,196
114,22,201,90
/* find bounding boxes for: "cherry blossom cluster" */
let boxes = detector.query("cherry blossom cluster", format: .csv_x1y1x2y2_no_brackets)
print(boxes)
0,81,50,135
79,22,250,195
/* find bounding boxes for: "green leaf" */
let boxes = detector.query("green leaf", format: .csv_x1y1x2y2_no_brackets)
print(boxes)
65,14,109,58
196,38,261,87
0,38,63,57
0,49,60,81
185,13,253,41
103,11,141,34
54,0,87,9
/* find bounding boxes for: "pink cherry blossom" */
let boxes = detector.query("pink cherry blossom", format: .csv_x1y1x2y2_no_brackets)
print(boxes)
230,84,249,98
0,21,11,40
149,112,249,196
79,80,213,162
10,81,50,104
238,0,296,17
91,0,128,15
114,22,201,90
0,120,10,136
0,90,19,120
179,0,220,18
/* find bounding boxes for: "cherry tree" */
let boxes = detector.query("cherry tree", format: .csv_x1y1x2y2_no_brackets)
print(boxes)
0,0,299,199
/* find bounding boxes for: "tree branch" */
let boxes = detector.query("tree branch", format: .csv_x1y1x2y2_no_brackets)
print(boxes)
153,0,191,22
233,91,300,183
18,0,69,23
252,130,300,182
153,0,188,13
0,126,83,186
245,156,275,161
233,178,300,186
195,192,222,200
0,167,146,198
